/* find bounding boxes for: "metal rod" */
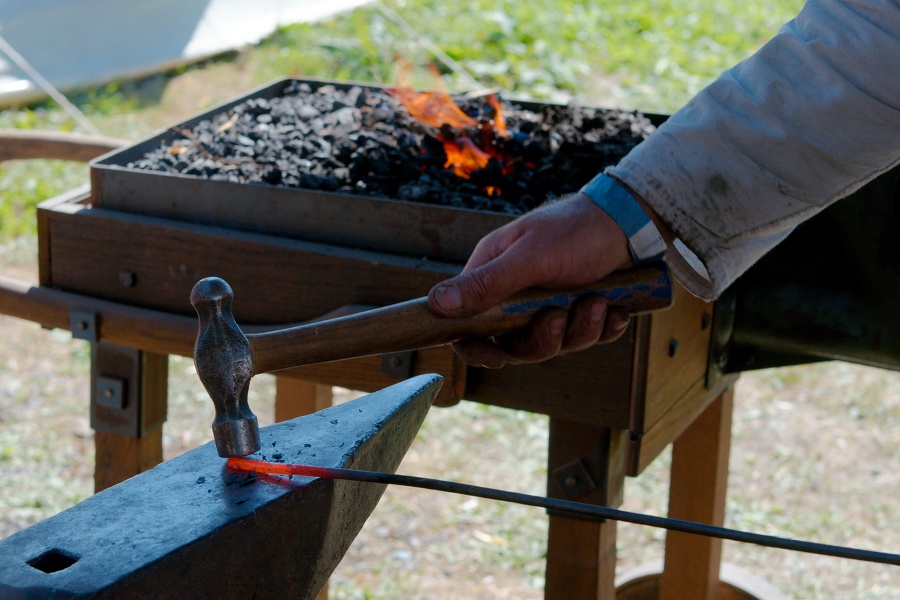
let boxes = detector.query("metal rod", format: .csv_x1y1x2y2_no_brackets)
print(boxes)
229,458,900,567
0,34,102,136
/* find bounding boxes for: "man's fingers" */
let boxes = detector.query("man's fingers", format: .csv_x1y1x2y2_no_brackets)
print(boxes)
597,308,630,344
494,308,567,363
450,304,632,368
556,297,630,355
559,296,608,354
450,308,567,368
429,246,538,317
450,339,510,369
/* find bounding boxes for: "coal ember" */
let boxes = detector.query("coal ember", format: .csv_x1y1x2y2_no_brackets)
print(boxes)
128,81,655,215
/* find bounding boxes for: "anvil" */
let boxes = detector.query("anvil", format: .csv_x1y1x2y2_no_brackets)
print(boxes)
0,374,441,599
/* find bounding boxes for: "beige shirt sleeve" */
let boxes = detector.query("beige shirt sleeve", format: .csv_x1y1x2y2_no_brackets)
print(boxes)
608,0,900,301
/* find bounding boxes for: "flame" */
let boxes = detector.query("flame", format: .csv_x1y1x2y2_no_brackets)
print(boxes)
444,136,490,178
388,62,476,129
486,94,508,137
388,61,509,186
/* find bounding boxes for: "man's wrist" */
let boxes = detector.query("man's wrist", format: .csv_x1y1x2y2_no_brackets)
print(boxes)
579,173,667,265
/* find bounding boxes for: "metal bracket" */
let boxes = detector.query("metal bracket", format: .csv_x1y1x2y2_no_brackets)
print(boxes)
380,351,415,379
552,459,596,500
95,376,126,410
70,309,98,342
90,343,167,439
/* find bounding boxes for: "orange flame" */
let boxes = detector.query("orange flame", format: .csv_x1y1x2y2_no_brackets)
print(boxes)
388,62,476,129
388,61,509,184
444,136,490,178
486,94,508,137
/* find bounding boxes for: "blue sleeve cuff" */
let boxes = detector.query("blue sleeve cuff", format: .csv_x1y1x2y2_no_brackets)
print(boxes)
580,174,667,265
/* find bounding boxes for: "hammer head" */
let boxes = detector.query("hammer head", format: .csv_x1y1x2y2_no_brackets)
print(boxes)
190,277,260,457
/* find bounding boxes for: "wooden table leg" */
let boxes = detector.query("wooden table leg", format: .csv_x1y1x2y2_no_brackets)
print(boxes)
275,377,333,421
659,387,734,600
546,419,626,599
275,376,333,600
94,429,163,492
91,343,168,492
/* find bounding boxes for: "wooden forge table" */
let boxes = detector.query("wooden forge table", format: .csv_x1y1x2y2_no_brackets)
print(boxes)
4,183,749,600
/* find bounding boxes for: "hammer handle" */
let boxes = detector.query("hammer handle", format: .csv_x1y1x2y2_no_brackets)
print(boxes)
249,262,672,375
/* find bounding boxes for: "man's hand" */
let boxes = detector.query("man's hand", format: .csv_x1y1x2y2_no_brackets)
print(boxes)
427,192,638,368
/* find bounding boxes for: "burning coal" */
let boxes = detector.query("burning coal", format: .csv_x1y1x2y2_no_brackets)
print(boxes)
388,64,512,187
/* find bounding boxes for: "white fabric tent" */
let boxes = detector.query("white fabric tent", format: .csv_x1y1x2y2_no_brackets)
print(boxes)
0,0,371,107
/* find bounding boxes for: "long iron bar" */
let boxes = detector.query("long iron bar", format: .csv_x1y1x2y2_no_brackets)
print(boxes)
229,458,900,567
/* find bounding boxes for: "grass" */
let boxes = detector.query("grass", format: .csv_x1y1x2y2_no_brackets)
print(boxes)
253,0,803,108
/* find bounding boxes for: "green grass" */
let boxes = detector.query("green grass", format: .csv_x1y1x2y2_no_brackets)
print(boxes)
248,0,806,111
0,0,804,238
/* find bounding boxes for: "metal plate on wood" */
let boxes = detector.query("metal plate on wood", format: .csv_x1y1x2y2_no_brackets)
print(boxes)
95,375,126,410
70,309,97,342
89,343,167,439
380,351,415,379
553,459,597,500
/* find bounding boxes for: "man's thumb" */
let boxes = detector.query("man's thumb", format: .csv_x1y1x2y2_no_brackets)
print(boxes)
428,262,522,317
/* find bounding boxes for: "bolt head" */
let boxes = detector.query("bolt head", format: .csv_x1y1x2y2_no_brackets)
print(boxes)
119,270,137,287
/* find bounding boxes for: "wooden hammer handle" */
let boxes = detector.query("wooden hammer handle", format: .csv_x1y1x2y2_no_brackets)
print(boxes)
248,262,673,375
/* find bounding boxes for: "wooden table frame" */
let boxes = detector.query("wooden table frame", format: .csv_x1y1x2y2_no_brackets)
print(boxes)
0,183,749,599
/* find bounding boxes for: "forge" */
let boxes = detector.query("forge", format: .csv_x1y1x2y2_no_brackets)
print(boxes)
89,77,656,263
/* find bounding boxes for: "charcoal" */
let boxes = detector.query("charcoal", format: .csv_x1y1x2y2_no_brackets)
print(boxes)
128,82,655,215
260,166,282,185
299,173,340,191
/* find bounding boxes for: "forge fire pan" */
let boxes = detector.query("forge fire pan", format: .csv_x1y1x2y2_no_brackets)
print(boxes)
90,78,511,263
90,78,652,263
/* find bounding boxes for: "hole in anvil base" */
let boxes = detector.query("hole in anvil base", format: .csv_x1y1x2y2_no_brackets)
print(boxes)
27,549,80,573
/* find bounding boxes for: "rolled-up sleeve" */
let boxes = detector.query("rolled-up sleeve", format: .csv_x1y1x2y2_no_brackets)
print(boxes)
608,0,900,300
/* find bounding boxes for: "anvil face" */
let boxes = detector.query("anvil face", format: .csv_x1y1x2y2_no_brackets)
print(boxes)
0,374,442,599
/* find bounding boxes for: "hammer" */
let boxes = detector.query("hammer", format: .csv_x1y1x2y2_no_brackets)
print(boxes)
191,262,673,458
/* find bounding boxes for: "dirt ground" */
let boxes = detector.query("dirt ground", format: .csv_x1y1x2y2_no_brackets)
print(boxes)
0,238,897,599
